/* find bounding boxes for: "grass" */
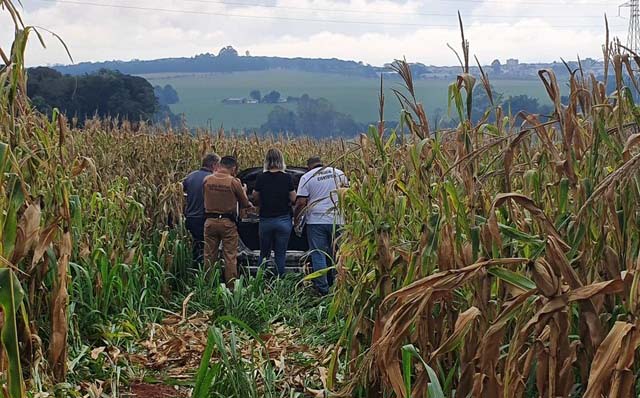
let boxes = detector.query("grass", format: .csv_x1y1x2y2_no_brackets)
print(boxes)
135,270,337,397
142,70,556,128
58,269,337,398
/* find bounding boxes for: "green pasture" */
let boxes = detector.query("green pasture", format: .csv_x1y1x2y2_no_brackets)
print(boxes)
142,70,554,129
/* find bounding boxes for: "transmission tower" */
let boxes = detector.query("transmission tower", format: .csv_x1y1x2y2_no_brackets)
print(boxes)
622,0,640,52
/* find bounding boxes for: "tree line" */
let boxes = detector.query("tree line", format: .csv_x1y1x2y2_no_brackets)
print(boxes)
249,90,282,104
260,94,362,138
26,67,181,126
257,88,557,137
25,66,362,136
54,46,377,78
154,84,179,106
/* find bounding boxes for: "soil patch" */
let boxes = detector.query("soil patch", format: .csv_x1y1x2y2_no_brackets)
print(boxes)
126,383,184,398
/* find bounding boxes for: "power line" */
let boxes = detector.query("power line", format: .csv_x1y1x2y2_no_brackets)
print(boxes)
622,0,640,51
163,0,619,19
433,0,614,5
34,0,450,27
166,0,627,8
36,0,626,29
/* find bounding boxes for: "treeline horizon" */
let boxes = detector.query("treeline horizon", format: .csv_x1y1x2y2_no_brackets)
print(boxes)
49,45,598,80
53,45,379,78
28,65,613,137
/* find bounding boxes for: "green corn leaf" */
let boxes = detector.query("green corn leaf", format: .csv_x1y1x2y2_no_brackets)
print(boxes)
3,174,25,260
0,142,9,179
402,344,444,398
488,266,536,291
558,177,569,216
193,327,218,398
0,268,25,398
369,125,385,158
402,344,412,397
303,266,334,282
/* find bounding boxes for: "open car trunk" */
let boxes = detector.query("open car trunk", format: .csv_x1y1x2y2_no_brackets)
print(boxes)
236,167,309,271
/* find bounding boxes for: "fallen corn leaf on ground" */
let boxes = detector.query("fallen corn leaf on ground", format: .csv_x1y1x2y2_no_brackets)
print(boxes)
129,312,334,396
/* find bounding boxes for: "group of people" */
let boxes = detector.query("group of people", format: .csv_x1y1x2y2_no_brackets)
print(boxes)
182,149,348,295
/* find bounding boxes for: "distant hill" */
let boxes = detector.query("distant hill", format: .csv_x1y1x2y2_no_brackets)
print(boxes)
53,45,379,78
51,45,606,81
45,46,611,131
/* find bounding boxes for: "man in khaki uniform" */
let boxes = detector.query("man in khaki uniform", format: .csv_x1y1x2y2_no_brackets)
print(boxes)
203,156,253,287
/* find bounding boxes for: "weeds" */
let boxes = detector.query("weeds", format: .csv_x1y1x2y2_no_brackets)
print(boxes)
193,325,289,398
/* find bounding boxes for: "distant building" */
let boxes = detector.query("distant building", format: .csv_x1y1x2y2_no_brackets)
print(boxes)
222,97,245,104
245,99,259,104
506,58,519,66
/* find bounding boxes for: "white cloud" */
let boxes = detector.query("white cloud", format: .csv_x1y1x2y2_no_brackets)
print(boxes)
0,0,629,66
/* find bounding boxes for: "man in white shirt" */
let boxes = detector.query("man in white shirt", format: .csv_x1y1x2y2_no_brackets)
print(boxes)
294,156,348,295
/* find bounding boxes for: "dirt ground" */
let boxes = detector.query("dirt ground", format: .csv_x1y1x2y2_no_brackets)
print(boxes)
126,383,185,398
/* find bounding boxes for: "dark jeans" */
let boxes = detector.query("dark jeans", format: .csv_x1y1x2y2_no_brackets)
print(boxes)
307,224,340,294
185,216,205,265
259,215,293,276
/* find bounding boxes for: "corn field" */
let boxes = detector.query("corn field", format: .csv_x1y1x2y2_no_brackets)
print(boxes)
4,0,640,397
332,24,640,398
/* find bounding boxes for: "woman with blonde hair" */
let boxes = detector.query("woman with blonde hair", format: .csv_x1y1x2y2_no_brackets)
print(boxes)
252,148,296,276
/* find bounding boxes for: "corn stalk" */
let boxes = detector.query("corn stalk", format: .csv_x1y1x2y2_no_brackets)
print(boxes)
332,25,640,398
1,0,78,389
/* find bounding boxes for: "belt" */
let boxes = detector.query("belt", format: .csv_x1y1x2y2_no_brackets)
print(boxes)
205,212,236,220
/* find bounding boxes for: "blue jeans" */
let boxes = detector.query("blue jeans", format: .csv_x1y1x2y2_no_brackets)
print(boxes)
307,224,340,294
259,215,293,276
185,216,206,266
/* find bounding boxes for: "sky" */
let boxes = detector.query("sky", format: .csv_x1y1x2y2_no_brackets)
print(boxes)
0,0,630,67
